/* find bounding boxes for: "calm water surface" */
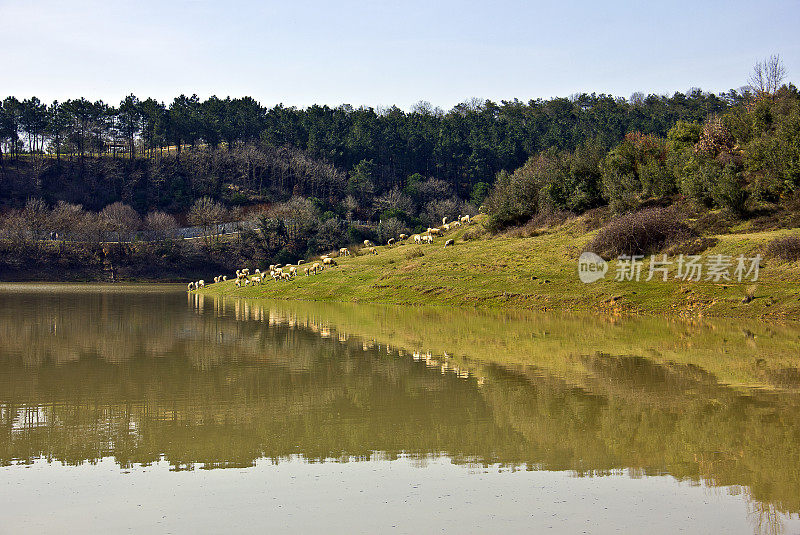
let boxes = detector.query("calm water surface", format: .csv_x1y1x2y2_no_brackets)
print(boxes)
1,284,799,534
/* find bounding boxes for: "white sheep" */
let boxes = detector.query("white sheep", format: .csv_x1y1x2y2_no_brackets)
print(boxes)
323,257,337,266
298,259,305,264
442,223,450,231
289,266,298,276
304,267,310,276
363,240,373,247
387,238,395,246
198,280,205,288
428,228,441,236
368,246,378,255
422,235,433,244
399,234,408,241
460,214,471,224
444,239,454,247
312,262,321,274
223,275,227,281
339,247,350,256
413,234,422,244
187,282,195,291
235,279,241,287
442,216,448,225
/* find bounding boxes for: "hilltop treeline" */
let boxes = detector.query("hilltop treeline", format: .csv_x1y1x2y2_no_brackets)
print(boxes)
1,90,732,212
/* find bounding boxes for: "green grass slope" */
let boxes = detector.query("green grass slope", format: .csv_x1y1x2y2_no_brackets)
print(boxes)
197,215,800,318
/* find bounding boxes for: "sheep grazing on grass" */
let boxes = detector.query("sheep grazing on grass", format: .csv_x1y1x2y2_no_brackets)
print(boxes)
444,239,454,247
235,279,241,287
368,247,378,255
251,276,262,285
363,240,373,247
269,264,275,271
304,267,310,276
323,257,337,266
399,234,408,241
213,276,220,283
339,247,350,256
459,214,471,224
298,259,305,264
281,271,292,281
312,262,321,274
442,217,448,225
387,238,395,247
187,282,195,291
223,275,227,281
442,223,450,232
289,266,298,276
428,227,441,236
242,268,250,276
422,235,434,244
271,270,279,281
413,234,422,244
197,280,205,288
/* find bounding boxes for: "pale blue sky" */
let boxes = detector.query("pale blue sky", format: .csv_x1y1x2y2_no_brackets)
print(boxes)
2,0,798,109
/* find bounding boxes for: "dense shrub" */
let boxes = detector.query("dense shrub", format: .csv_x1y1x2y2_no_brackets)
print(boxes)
585,207,694,258
765,235,800,262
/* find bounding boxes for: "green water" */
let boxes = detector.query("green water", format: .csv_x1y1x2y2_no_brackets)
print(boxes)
1,284,799,534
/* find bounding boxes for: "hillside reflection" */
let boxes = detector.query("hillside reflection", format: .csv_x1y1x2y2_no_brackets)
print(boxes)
1,288,799,530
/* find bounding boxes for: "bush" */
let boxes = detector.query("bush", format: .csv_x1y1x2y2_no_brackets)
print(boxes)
405,247,424,259
585,207,694,258
765,235,800,262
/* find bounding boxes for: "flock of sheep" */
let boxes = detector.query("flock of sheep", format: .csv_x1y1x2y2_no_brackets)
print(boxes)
187,213,473,291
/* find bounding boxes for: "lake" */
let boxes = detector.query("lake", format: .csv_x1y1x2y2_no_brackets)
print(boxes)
1,284,799,534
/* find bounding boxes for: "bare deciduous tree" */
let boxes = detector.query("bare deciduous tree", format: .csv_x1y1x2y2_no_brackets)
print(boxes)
22,198,50,245
145,210,178,241
188,196,227,245
50,201,85,241
749,55,786,99
100,202,140,243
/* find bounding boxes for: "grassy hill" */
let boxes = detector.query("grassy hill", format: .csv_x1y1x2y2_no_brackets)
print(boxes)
196,214,800,319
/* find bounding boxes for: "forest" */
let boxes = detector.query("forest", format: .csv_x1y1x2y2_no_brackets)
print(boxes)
0,57,797,280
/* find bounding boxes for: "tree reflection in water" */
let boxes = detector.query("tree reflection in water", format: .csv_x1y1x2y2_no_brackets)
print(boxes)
0,287,799,534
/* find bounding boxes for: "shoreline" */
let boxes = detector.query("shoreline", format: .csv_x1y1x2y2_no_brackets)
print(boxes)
194,219,800,320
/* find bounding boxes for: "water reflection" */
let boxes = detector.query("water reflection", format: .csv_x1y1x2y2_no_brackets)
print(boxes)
1,286,799,533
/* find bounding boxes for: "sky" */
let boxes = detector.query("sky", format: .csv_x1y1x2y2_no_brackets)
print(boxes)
1,0,798,110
